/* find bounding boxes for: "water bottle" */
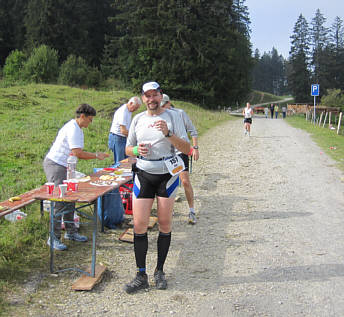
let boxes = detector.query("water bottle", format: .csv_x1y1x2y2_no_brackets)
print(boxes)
67,153,77,179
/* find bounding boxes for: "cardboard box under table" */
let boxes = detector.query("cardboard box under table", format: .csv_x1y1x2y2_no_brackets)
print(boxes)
33,171,132,289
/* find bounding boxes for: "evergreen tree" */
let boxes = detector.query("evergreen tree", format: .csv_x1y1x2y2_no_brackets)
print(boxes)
25,0,112,65
251,47,287,95
289,14,312,103
103,0,253,108
0,0,27,66
310,9,329,89
329,17,344,89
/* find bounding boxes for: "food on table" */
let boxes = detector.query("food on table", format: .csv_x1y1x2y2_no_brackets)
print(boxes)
9,196,21,202
78,176,91,182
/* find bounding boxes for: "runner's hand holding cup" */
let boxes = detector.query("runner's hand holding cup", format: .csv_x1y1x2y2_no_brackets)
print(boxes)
138,142,151,157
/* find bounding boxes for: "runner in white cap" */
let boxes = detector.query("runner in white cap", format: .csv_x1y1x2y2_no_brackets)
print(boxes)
124,81,190,294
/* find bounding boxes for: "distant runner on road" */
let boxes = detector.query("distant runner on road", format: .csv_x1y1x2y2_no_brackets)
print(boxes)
243,102,254,137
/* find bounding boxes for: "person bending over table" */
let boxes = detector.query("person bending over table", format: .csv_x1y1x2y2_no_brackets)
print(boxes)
43,104,109,251
124,81,190,294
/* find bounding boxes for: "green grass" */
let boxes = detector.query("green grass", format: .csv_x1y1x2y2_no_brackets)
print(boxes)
286,115,344,171
0,83,234,313
247,90,291,106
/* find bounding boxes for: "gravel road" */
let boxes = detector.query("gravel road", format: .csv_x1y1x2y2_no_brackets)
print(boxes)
7,116,344,316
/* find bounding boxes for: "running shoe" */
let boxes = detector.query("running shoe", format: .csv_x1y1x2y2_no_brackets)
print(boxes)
64,232,88,242
188,212,197,225
47,236,67,251
154,270,167,290
124,273,149,294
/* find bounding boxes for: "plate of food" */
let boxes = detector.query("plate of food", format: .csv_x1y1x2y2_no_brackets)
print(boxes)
90,180,118,186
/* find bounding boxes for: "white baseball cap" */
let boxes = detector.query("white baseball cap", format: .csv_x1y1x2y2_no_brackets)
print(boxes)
160,94,170,106
142,81,161,94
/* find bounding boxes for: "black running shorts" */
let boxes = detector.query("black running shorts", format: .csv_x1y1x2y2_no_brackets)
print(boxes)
133,168,179,199
178,153,189,172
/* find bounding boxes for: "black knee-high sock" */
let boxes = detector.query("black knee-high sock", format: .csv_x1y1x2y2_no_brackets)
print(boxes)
134,232,148,275
156,231,171,271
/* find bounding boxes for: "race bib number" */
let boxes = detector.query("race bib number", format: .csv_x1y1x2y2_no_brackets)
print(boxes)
164,156,185,176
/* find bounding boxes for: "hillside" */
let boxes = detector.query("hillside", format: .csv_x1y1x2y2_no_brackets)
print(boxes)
0,84,232,202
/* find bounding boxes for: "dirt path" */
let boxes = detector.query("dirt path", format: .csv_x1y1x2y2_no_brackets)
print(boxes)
8,117,344,316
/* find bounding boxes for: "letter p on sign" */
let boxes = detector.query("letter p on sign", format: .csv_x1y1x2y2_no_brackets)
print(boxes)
311,84,319,96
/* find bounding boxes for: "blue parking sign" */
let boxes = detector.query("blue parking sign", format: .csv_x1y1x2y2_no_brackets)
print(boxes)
311,84,319,96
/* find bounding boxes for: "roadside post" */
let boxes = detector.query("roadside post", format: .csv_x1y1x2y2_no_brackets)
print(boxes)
311,84,319,125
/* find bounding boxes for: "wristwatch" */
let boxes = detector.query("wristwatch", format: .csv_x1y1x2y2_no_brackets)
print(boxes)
165,130,173,137
193,146,199,150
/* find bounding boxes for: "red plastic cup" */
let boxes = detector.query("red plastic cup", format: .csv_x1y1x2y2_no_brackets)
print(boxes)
69,180,79,192
45,182,55,194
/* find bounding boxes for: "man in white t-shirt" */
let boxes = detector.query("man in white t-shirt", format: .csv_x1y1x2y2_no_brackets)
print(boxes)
108,97,142,164
160,94,199,225
43,104,109,251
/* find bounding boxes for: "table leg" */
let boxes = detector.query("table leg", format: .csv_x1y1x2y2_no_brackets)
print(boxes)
91,200,98,277
50,201,55,273
101,195,105,233
40,200,44,218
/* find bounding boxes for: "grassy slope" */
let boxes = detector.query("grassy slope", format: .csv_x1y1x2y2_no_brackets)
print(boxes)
0,84,232,201
0,84,234,312
286,115,344,171
247,90,290,105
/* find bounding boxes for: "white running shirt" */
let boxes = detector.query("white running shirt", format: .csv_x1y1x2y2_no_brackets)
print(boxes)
109,104,132,136
46,119,84,167
244,107,253,118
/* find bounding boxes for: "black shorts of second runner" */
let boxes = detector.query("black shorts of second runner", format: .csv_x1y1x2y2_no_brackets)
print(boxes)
133,168,179,199
178,153,189,172
244,118,252,124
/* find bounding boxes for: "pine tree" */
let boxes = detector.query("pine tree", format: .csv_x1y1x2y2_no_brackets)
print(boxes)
103,0,253,108
329,17,344,89
310,9,329,85
25,0,112,65
289,14,312,103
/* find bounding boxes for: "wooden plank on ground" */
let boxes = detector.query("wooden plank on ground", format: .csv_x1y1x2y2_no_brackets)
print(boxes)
72,264,106,291
119,228,134,243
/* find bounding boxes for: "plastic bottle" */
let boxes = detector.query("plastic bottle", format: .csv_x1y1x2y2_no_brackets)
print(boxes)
4,210,27,222
67,153,77,179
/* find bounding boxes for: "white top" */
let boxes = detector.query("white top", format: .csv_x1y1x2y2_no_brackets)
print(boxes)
109,104,132,137
244,107,253,118
127,109,188,174
171,108,197,155
46,119,84,167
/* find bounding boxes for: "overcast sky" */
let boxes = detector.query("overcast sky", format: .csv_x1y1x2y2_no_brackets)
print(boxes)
245,0,344,58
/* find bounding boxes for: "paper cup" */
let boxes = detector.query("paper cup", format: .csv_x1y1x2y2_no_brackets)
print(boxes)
58,184,68,197
45,182,55,195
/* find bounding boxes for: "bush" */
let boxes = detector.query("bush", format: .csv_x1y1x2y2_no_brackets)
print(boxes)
321,89,344,111
3,50,27,83
85,66,102,88
23,45,59,83
58,55,88,86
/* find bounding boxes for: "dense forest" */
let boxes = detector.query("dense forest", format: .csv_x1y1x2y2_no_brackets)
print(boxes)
0,0,253,108
252,9,344,105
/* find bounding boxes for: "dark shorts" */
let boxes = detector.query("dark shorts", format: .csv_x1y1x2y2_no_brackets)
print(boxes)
178,153,189,172
133,167,179,199
244,118,252,124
